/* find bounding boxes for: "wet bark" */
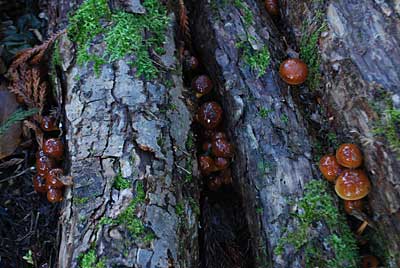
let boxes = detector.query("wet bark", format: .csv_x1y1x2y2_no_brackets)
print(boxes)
190,0,349,267
281,1,400,266
49,3,200,268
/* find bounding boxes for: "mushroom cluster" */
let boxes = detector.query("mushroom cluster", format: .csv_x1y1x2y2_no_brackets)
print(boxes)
34,116,65,203
184,51,234,191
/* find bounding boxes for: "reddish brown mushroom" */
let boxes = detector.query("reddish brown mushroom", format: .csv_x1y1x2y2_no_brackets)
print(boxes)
214,157,229,170
318,155,343,182
220,167,232,185
336,143,363,168
199,156,217,175
43,138,64,159
40,116,59,132
211,131,227,141
192,75,213,98
32,174,47,193
212,138,234,158
265,0,279,17
208,175,222,191
183,51,199,72
36,150,56,176
44,168,65,189
361,255,379,268
279,58,308,85
196,102,223,129
47,188,63,203
335,169,371,200
344,199,364,215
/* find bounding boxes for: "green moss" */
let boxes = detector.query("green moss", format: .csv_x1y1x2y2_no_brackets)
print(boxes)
184,159,193,182
74,197,89,205
299,11,327,90
374,108,400,158
176,202,185,217
189,197,200,216
186,133,194,150
113,172,131,190
68,0,168,79
237,40,270,78
78,249,106,268
259,107,273,119
280,115,289,124
233,0,253,27
275,180,359,268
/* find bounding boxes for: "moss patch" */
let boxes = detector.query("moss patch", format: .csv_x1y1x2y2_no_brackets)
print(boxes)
78,249,106,268
275,180,359,268
374,107,400,158
68,0,168,78
113,172,131,190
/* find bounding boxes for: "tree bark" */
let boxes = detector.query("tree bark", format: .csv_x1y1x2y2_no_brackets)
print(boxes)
190,0,354,267
281,1,400,266
52,6,200,268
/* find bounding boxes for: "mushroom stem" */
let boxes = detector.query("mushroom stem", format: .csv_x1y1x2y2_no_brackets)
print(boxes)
356,220,368,236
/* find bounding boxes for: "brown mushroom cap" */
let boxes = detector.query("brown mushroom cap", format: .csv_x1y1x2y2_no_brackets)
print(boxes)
199,155,217,175
184,55,199,72
36,150,56,176
196,102,223,129
319,155,343,182
32,174,47,193
265,0,279,17
212,138,234,158
47,188,63,203
344,199,363,214
45,168,64,189
279,58,308,85
192,75,213,96
361,255,379,268
335,169,371,200
214,157,229,170
40,116,59,132
43,138,64,159
208,175,222,191
336,143,363,168
211,131,227,142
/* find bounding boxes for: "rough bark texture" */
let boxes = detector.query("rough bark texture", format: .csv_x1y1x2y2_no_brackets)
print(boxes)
54,12,200,268
191,1,348,267
282,1,400,266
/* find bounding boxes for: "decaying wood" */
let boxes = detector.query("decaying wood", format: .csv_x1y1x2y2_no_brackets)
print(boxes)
191,0,347,267
281,1,400,266
54,14,200,268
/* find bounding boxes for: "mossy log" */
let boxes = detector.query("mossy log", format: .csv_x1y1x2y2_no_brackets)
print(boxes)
191,0,359,267
281,1,400,266
49,2,200,268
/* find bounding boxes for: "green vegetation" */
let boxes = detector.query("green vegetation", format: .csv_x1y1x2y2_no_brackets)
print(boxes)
374,108,400,158
74,197,89,205
184,159,193,182
78,249,106,268
113,172,131,190
275,180,359,268
96,181,154,243
68,0,168,78
233,0,253,27
22,250,34,265
189,197,200,216
259,107,273,119
0,108,38,136
237,40,270,78
176,202,185,217
299,11,327,90
186,133,194,150
280,115,289,124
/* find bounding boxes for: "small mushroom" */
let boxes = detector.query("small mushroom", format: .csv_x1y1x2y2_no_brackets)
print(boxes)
211,131,227,141
265,0,279,17
183,51,199,72
336,143,363,168
279,58,308,85
335,169,371,200
199,155,217,175
211,138,234,158
40,116,59,132
47,188,63,203
208,175,222,191
196,101,223,129
192,75,213,98
43,138,64,159
36,150,56,176
44,168,65,189
214,157,229,170
319,155,343,182
344,199,364,215
32,174,47,193
361,255,379,268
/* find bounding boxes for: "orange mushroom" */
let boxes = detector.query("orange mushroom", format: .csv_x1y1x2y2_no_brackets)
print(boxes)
44,168,65,189
211,138,234,158
32,174,47,193
336,143,363,168
196,102,223,129
265,0,279,17
47,188,63,203
335,169,371,200
40,116,59,132
36,150,56,176
344,199,364,215
199,156,217,175
319,155,343,182
214,157,229,170
192,75,213,98
361,255,379,268
279,58,308,85
43,138,64,160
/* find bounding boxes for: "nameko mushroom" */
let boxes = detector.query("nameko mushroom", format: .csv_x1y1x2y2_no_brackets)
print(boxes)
192,75,213,98
279,58,308,85
336,143,363,168
319,154,343,182
43,138,64,160
335,169,371,201
196,101,223,129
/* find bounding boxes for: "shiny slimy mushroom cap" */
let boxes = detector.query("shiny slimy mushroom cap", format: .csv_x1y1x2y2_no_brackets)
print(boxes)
344,199,363,215
196,101,223,130
211,138,234,158
43,138,64,160
319,155,343,182
336,143,363,168
192,75,213,97
47,188,63,203
279,58,308,85
335,169,371,200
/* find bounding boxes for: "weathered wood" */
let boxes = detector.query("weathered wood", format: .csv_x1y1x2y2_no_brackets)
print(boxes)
52,5,200,268
281,1,400,266
191,0,356,267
